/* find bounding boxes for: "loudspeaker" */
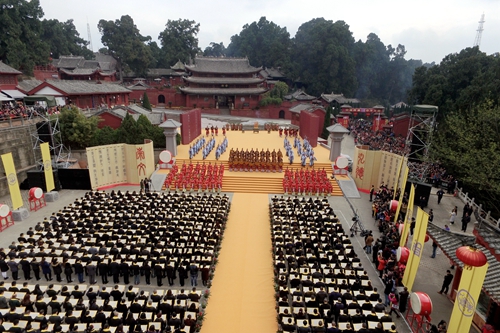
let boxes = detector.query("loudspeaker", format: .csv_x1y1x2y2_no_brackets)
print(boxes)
57,169,91,190
405,181,432,207
36,121,55,153
26,170,62,192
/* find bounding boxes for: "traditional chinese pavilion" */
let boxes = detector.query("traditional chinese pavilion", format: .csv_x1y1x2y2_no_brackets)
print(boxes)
180,56,267,110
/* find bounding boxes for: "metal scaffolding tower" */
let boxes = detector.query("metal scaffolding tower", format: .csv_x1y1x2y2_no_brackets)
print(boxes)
28,112,72,171
405,105,439,183
473,13,485,49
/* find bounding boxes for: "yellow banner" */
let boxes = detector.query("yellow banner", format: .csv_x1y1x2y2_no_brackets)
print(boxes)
448,263,488,333
402,208,429,291
1,153,23,210
399,184,415,247
40,143,55,192
393,168,409,223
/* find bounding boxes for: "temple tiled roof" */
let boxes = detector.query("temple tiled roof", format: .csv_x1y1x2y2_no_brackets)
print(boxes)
259,67,286,79
185,56,261,74
289,103,325,113
17,79,43,93
284,89,316,101
0,61,22,74
321,93,360,104
170,60,185,71
42,80,131,95
60,68,116,76
179,87,267,95
184,77,264,85
427,223,500,304
52,56,86,69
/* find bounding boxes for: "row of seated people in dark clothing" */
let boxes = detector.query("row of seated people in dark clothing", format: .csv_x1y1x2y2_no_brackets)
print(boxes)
0,281,203,333
0,191,229,287
270,196,398,333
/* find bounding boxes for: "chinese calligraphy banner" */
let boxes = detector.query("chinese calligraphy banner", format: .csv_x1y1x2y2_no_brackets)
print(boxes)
86,142,154,189
352,147,407,191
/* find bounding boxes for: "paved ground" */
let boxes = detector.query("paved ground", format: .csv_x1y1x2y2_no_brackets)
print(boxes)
0,117,477,332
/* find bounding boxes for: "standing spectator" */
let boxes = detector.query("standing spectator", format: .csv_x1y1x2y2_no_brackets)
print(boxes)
388,292,400,318
369,185,375,202
398,287,409,314
64,262,73,283
41,258,52,281
7,259,18,280
30,258,41,281
0,258,9,280
189,263,198,287
428,209,434,223
437,189,444,204
438,270,454,295
377,253,387,278
449,208,457,225
144,179,150,193
74,260,85,283
86,262,97,285
364,232,374,254
461,213,471,232
410,217,416,236
431,241,438,258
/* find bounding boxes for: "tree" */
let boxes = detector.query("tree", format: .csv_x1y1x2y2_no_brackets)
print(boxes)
431,101,500,216
0,0,50,74
158,19,201,66
321,106,333,139
273,81,289,99
226,17,291,69
203,42,226,57
98,15,153,80
90,126,117,146
116,113,139,144
40,19,93,59
141,92,152,111
58,105,99,149
408,47,500,118
291,18,357,97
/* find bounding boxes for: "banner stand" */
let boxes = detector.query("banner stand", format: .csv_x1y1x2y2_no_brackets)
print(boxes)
12,208,29,221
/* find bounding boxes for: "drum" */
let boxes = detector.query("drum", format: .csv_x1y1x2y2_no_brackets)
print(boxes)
159,150,172,164
0,204,10,218
335,156,349,169
390,200,399,212
397,246,410,264
410,292,433,315
425,234,430,242
29,187,44,199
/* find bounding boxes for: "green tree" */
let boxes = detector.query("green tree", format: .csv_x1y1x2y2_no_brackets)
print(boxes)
291,18,357,97
203,42,226,57
90,126,117,146
40,19,93,59
98,15,153,80
273,81,289,99
0,0,50,74
142,92,152,111
158,19,201,66
321,106,333,139
408,47,500,118
226,17,291,69
58,105,99,149
431,101,500,216
116,113,139,144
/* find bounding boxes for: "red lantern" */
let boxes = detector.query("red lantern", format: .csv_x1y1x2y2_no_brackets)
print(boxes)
424,234,430,242
456,246,487,267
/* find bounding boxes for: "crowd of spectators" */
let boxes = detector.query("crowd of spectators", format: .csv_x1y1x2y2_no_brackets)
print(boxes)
0,103,60,121
349,120,408,156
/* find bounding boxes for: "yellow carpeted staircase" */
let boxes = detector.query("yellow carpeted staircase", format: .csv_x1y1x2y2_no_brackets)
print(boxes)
163,158,343,195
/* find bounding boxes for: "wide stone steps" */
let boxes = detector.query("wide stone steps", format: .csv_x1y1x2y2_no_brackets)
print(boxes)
165,158,343,195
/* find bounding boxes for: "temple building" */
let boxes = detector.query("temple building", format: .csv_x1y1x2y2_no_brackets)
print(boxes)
180,56,267,110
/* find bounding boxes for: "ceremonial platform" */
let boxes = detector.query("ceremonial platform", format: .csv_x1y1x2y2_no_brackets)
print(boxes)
162,129,343,195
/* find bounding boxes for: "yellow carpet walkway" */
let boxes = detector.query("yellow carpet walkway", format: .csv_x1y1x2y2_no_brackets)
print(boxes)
201,193,276,333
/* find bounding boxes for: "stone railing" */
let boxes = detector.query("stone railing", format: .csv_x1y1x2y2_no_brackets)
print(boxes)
455,187,500,231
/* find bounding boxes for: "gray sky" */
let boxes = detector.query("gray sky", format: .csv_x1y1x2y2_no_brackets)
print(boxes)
40,0,499,64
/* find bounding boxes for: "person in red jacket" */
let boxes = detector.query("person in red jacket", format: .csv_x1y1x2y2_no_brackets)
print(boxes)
377,253,387,278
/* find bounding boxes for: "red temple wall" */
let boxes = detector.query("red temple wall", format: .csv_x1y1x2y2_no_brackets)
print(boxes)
299,111,319,147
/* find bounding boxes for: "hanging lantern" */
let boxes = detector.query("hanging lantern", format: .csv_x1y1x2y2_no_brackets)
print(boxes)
424,234,430,242
456,246,487,268
397,246,410,264
390,200,398,212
